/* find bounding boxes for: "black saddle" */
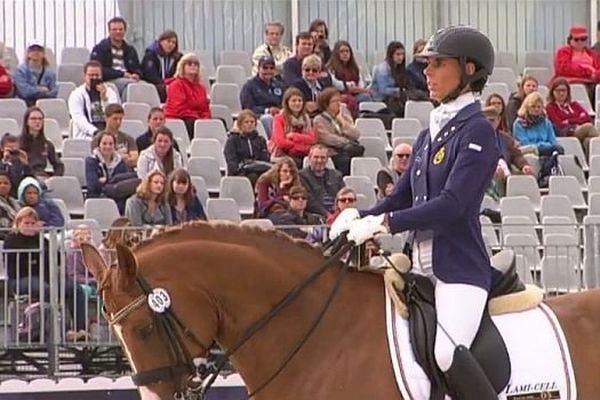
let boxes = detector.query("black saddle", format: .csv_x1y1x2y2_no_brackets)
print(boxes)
402,251,524,400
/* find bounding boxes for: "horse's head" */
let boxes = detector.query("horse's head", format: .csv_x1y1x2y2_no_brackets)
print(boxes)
81,242,217,400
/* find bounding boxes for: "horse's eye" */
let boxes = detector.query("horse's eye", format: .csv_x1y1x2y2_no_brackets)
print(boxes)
137,323,154,339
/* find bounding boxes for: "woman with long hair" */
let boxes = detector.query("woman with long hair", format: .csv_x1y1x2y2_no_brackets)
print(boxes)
506,75,539,131
20,106,64,178
165,168,206,223
255,157,300,217
141,30,182,102
136,126,184,179
13,41,57,105
372,41,409,117
124,170,172,226
309,19,331,64
484,93,509,132
327,40,373,105
513,92,564,157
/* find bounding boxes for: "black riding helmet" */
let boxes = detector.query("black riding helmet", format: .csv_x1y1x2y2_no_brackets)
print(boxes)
421,26,495,103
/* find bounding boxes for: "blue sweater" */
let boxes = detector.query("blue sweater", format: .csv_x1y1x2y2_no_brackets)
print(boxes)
14,63,57,100
512,118,557,149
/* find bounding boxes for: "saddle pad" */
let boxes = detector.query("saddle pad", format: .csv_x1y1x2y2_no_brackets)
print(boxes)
385,287,577,400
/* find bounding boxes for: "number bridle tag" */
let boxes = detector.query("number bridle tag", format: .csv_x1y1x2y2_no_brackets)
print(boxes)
147,288,171,313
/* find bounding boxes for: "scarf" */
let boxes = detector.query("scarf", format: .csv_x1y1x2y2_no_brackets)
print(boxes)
288,113,312,133
335,64,359,84
517,114,546,129
92,148,123,178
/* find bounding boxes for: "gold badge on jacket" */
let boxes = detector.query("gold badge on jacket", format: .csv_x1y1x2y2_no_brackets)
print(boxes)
433,146,446,165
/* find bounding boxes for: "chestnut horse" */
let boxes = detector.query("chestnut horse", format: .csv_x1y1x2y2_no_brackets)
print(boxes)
81,222,600,400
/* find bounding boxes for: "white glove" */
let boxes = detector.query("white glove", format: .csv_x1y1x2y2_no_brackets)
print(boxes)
347,214,388,245
329,207,360,240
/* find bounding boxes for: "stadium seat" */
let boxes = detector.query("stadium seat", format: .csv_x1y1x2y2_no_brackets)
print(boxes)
206,198,241,222
541,233,581,293
501,215,539,245
165,119,191,154
36,98,70,136
506,175,541,212
56,81,77,103
0,99,27,127
500,196,538,223
0,118,20,136
190,176,209,209
120,120,146,139
405,101,434,128
343,176,377,208
215,65,247,87
358,101,387,113
481,82,510,103
558,154,586,187
359,137,388,166
391,118,422,140
354,118,390,148
583,215,600,288
63,139,91,158
391,136,416,148
504,233,540,278
522,67,551,86
60,47,90,64
556,137,588,171
494,51,517,71
189,138,226,172
193,119,228,146
589,175,600,194
126,83,161,107
240,218,275,230
219,176,255,216
481,194,499,212
590,193,600,216
84,198,121,228
46,176,84,217
570,84,594,115
123,102,151,123
210,104,234,130
350,157,381,185
524,51,553,69
187,157,221,194
302,156,335,169
541,195,576,223
220,50,252,75
590,156,600,177
43,119,64,153
210,83,242,115
541,215,578,238
489,67,517,91
57,63,84,85
549,176,587,210
52,198,71,223
62,157,86,187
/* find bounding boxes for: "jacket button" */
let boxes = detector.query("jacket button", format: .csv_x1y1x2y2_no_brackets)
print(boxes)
423,195,427,200
416,170,421,176
451,126,456,131
415,196,419,201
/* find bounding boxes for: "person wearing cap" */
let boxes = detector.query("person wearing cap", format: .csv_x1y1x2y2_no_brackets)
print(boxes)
251,22,293,76
331,26,502,399
554,25,600,87
141,30,182,103
240,56,286,138
13,40,57,106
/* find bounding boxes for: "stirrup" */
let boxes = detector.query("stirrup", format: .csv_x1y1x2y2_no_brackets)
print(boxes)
444,345,497,400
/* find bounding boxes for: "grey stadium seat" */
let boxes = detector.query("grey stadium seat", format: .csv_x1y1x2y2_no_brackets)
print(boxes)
189,138,226,172
206,198,241,222
193,119,227,145
0,99,27,127
46,176,84,217
84,198,121,228
219,176,255,216
63,139,92,158
210,83,242,115
187,157,222,194
126,83,161,107
350,157,382,185
57,63,85,86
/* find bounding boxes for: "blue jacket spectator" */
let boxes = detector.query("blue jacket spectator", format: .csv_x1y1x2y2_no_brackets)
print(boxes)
91,38,142,81
282,31,315,85
240,68,285,116
407,60,427,93
14,41,57,105
17,177,64,227
141,30,182,102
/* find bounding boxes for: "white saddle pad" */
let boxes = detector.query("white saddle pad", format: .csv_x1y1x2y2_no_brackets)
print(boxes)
385,287,577,400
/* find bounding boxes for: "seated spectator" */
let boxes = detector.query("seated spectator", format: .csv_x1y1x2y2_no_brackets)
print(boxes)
13,40,57,105
0,171,20,239
313,87,363,175
240,56,285,138
136,107,166,152
164,52,211,139
136,126,183,179
282,32,314,86
406,39,429,101
0,62,13,98
255,157,300,218
166,168,206,224
20,106,64,179
90,17,142,98
0,40,16,69
141,30,182,103
223,110,270,186
299,144,344,217
554,25,600,88
91,103,138,167
309,19,331,64
125,170,172,226
513,92,564,158
85,131,137,214
327,40,373,110
545,77,599,155
69,61,120,139
269,184,324,239
98,217,140,266
483,106,534,199
0,133,32,196
376,143,412,199
506,75,538,131
485,93,509,132
371,41,410,117
65,224,97,296
251,22,293,76
17,177,64,227
326,187,358,225
292,54,333,118
270,87,317,166
5,207,86,341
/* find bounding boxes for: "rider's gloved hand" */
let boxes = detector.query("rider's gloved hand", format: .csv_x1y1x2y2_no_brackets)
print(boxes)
329,207,360,240
347,214,388,245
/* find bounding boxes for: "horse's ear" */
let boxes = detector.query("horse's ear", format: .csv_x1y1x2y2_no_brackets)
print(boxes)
80,243,108,281
115,243,138,292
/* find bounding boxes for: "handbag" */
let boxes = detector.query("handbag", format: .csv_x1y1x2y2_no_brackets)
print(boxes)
337,141,365,158
104,172,140,199
239,159,272,175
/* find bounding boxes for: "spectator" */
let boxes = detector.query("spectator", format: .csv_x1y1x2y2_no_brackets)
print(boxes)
17,177,64,227
513,92,564,157
98,217,140,266
0,62,13,98
166,168,206,223
483,106,534,199
406,39,429,100
90,17,142,98
269,184,324,239
240,56,285,138
484,93,509,132
5,207,86,341
372,41,410,117
164,52,211,139
270,87,317,166
85,131,137,214
91,103,138,167
136,126,183,179
251,22,293,76
327,40,373,108
292,54,333,118
255,157,300,218
20,106,64,179
282,32,314,86
376,143,412,199
68,60,120,139
0,41,16,69
125,170,172,226
553,25,600,89
65,224,95,287
313,87,363,175
299,144,344,217
506,75,538,132
546,77,599,155
0,133,32,196
13,40,57,105
141,30,182,102
223,110,270,185
594,21,600,55
326,187,358,225
309,19,331,64
0,171,20,239
136,107,165,152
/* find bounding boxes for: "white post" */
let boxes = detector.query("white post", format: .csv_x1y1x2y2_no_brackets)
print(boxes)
592,0,598,38
291,0,299,52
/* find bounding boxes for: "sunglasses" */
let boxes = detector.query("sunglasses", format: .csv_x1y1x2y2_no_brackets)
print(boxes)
574,37,588,42
303,68,319,73
261,65,276,70
394,153,411,159
185,61,200,66
338,197,356,203
291,195,307,200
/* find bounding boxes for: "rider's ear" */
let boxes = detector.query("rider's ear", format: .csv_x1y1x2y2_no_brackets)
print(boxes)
80,242,108,281
115,243,139,292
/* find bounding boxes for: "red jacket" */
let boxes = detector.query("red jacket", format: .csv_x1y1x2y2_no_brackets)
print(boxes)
0,65,13,97
545,100,592,131
553,45,600,83
164,77,211,120
270,113,316,158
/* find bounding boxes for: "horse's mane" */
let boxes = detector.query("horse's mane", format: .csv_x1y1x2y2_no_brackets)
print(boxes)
132,221,323,259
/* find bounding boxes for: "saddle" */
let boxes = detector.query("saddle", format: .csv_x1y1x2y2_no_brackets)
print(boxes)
403,251,524,400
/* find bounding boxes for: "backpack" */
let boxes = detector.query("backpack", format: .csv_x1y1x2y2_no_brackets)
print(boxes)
537,151,564,188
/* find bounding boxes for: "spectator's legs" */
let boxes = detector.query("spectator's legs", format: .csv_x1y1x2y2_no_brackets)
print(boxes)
109,77,136,101
331,153,351,176
182,117,196,140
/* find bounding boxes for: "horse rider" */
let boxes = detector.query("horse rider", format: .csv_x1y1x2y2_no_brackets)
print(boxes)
331,26,500,399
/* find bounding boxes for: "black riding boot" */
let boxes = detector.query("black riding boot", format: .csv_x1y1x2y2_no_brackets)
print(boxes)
444,345,497,400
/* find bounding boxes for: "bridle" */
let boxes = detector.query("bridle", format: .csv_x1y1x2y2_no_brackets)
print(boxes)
103,236,355,400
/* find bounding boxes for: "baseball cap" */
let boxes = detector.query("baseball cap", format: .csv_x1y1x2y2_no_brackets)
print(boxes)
27,39,45,50
258,56,275,67
569,25,588,39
